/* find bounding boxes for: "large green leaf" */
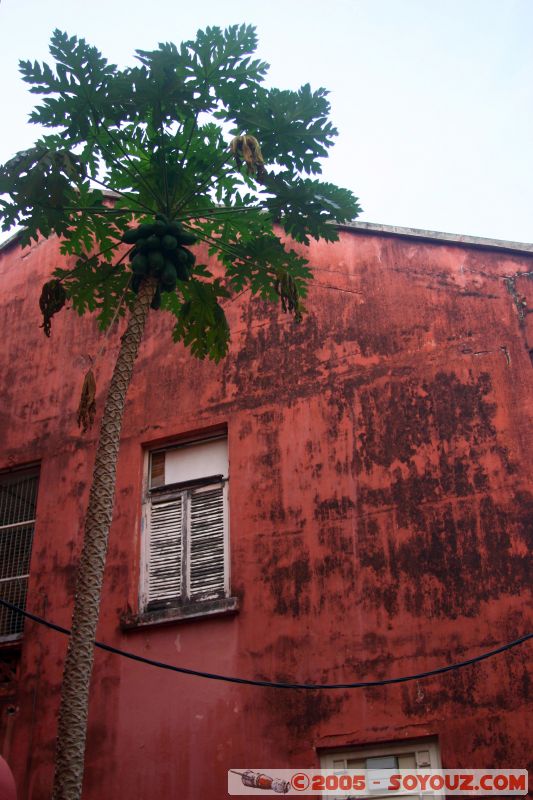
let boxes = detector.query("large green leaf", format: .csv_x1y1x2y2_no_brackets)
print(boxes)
1,25,361,360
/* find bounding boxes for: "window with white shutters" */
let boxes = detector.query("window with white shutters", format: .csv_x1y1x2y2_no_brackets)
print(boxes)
320,739,442,800
142,437,229,611
0,467,39,639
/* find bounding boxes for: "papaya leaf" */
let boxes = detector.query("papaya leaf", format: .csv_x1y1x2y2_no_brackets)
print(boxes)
1,24,361,357
169,278,230,362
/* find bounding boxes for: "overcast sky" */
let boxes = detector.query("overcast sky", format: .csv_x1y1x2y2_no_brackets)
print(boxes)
1,0,532,243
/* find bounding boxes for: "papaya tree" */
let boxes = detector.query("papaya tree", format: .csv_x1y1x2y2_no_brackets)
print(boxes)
0,25,361,800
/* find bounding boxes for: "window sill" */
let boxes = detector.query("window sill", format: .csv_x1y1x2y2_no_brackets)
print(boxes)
0,634,22,647
120,596,239,630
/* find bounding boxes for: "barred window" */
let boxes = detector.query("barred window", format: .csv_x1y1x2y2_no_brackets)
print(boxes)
0,468,39,639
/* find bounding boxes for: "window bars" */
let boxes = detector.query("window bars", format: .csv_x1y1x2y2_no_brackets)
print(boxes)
0,469,39,638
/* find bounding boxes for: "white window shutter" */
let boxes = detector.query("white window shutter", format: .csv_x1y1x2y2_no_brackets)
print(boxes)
188,484,225,601
147,497,182,606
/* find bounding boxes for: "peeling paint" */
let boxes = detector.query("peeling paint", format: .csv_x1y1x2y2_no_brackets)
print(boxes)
504,274,530,324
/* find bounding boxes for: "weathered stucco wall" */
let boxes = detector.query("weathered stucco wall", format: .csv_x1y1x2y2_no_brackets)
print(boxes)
0,227,531,798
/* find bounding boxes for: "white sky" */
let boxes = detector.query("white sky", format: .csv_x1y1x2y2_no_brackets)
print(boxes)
1,0,532,243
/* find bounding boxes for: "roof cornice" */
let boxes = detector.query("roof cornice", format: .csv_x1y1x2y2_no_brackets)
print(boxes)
338,220,533,256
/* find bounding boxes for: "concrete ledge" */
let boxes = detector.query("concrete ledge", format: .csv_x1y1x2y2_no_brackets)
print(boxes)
120,596,239,630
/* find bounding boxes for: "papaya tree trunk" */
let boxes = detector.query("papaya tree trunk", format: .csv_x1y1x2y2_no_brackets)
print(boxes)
52,277,157,800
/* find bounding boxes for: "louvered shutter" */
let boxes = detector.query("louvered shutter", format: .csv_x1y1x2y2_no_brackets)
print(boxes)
147,496,182,607
188,484,225,601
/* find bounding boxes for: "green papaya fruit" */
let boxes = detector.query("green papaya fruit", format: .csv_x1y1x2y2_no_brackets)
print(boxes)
160,262,177,292
174,261,190,282
150,287,161,310
148,250,165,275
137,222,157,238
176,229,198,246
122,227,141,244
131,253,149,275
143,234,161,252
161,234,178,252
172,247,195,268
162,259,177,279
168,248,187,267
182,247,196,267
166,221,185,238
153,220,167,236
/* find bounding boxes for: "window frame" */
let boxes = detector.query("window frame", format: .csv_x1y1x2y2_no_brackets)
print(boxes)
139,436,231,615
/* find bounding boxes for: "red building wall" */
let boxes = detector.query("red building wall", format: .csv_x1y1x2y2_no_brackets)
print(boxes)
0,225,531,798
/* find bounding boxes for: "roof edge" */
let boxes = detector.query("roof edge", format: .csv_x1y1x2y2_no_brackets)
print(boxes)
338,220,533,256
0,229,22,253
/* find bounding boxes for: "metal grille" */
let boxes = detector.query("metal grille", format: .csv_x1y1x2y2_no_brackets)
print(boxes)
0,470,39,637
0,472,38,526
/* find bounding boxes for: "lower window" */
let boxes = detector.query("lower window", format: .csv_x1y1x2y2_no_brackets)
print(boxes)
320,738,442,800
141,436,230,612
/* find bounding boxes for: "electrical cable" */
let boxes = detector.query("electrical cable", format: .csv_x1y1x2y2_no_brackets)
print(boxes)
0,597,530,691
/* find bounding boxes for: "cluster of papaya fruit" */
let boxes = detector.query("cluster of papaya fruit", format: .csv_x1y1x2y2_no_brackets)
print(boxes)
122,216,197,309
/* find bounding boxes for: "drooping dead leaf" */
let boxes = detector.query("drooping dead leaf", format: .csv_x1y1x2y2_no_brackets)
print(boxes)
230,135,266,179
77,369,96,432
39,279,67,337
274,270,304,323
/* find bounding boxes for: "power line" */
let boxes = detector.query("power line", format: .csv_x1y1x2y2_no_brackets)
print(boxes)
1,597,530,691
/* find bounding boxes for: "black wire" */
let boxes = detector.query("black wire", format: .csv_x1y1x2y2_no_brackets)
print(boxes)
1,598,531,690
